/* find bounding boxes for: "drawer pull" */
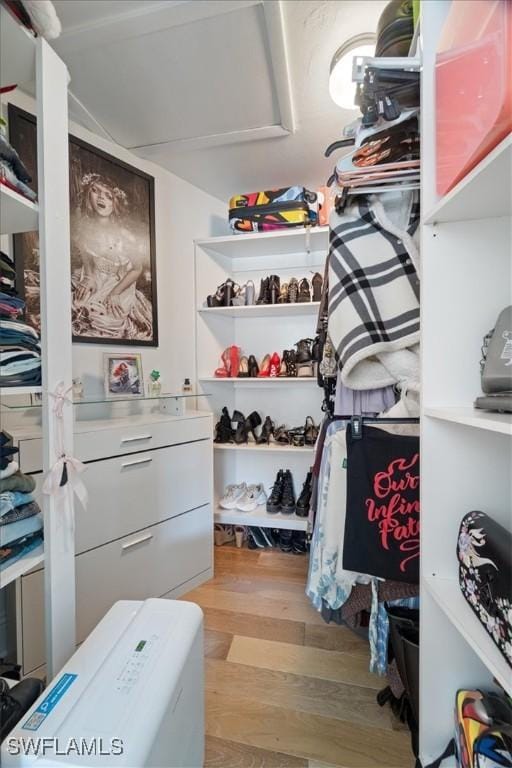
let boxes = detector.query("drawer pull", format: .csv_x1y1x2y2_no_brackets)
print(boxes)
121,457,153,469
121,434,152,443
122,533,153,551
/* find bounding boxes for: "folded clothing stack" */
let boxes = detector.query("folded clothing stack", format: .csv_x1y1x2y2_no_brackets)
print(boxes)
0,251,41,387
0,432,42,573
0,125,36,202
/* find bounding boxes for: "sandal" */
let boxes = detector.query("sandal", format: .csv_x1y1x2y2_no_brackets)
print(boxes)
288,428,305,447
274,425,290,444
238,356,249,377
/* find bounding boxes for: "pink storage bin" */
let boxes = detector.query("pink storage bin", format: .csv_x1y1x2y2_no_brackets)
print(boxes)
435,0,512,196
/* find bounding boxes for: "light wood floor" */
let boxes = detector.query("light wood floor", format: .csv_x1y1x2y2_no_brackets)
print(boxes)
181,545,413,768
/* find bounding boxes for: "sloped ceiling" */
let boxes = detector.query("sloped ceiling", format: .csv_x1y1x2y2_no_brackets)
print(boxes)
52,0,387,200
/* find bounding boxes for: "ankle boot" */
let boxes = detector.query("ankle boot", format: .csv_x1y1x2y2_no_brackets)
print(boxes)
296,471,312,517
280,469,296,514
266,469,284,513
256,416,274,444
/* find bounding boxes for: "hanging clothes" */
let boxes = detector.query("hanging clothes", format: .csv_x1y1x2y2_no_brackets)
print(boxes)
328,191,420,393
342,423,420,584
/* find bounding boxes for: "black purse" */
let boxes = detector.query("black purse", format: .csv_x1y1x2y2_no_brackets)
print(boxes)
457,511,512,667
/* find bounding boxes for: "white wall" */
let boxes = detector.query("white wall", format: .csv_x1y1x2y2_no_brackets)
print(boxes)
2,89,228,397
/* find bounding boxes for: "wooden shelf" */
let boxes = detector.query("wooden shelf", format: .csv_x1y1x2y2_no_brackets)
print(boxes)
0,5,36,89
425,407,512,436
215,443,314,454
424,134,512,225
215,504,308,531
0,544,44,590
195,226,329,259
425,575,512,696
198,302,320,318
0,186,38,235
0,386,42,397
200,377,317,385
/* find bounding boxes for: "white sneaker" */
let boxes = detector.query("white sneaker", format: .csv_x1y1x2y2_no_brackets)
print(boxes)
236,483,267,512
219,483,247,509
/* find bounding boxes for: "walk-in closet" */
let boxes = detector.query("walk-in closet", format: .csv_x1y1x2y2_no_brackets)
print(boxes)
0,1,510,766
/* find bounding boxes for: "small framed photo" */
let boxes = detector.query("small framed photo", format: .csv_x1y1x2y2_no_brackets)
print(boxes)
104,353,144,399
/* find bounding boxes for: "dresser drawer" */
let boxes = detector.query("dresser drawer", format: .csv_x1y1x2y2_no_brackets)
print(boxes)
75,438,212,554
18,415,212,473
20,504,213,674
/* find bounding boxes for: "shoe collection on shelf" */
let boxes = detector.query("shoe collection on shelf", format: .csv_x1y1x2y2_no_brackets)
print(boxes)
214,407,319,448
214,339,320,379
206,272,323,308
218,470,312,518
214,523,309,555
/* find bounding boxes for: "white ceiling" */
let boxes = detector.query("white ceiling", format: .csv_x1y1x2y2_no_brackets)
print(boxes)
52,0,387,201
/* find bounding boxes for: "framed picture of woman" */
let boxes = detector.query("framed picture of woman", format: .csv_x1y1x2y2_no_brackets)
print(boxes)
8,104,159,346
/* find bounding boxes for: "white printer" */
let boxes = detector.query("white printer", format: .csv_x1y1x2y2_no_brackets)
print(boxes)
1,599,204,768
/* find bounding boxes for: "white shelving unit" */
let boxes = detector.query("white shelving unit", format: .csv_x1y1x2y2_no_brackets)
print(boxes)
0,185,38,235
215,503,308,531
0,5,75,681
420,2,512,762
195,226,328,533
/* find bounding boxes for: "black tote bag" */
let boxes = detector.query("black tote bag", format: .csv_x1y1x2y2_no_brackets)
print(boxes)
342,424,420,583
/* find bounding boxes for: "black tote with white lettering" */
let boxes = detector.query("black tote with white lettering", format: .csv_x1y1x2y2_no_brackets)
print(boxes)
342,425,420,583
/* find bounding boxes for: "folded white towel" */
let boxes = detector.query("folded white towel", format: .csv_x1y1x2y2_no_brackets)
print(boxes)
0,461,19,480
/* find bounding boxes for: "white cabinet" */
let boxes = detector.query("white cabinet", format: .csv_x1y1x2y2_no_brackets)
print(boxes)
21,504,212,674
9,411,214,676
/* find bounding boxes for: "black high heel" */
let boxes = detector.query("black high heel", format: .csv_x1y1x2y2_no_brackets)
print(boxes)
269,275,280,304
256,416,274,445
257,277,270,305
248,355,259,377
246,411,262,442
214,407,234,443
304,416,319,445
274,425,290,445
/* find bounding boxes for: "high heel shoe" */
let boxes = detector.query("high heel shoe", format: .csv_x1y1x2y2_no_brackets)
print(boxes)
238,356,249,377
274,425,290,444
278,282,289,304
269,275,280,304
214,347,231,377
311,272,323,302
269,352,281,377
245,280,255,306
304,416,319,446
229,345,241,378
232,410,248,444
256,416,275,444
248,354,259,377
257,277,270,305
295,339,314,377
258,354,271,377
298,278,311,303
223,279,236,306
246,411,262,442
288,278,299,303
279,350,297,377
214,407,234,443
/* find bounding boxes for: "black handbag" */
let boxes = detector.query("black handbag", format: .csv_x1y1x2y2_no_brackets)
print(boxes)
457,511,512,668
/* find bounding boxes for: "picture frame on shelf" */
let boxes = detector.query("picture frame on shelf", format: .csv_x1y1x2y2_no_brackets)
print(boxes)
103,353,144,399
8,104,159,347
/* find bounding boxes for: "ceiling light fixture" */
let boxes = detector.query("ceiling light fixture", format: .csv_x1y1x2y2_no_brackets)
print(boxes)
329,34,376,110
